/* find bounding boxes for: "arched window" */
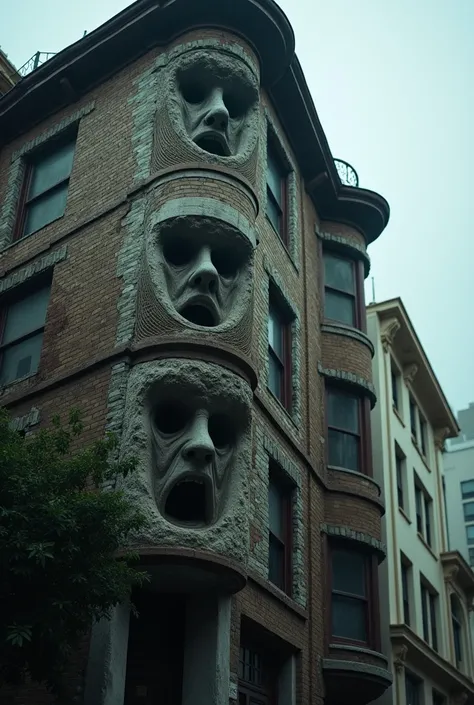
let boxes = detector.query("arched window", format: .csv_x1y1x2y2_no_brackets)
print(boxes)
451,594,464,670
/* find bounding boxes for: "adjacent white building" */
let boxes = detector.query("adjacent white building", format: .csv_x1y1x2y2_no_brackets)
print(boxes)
368,298,474,705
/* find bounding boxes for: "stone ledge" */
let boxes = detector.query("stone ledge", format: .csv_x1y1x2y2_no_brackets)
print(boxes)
321,322,374,357
316,228,371,277
9,406,41,432
321,523,386,560
322,658,392,682
0,245,68,293
317,362,376,407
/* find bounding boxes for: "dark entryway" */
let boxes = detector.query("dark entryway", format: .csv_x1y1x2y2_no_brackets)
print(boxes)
124,591,185,705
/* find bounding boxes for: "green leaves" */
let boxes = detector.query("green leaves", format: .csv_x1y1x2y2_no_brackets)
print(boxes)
0,408,146,692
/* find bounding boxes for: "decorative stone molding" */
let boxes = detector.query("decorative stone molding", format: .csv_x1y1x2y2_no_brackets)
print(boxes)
263,109,300,269
444,564,460,589
434,427,451,451
0,103,94,250
0,246,68,294
316,228,371,277
321,323,374,357
392,644,408,673
261,257,302,429
9,407,41,433
317,363,377,407
380,317,401,352
403,363,418,384
321,523,386,559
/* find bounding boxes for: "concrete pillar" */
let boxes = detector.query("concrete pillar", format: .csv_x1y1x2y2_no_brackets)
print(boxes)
182,595,231,705
84,601,131,705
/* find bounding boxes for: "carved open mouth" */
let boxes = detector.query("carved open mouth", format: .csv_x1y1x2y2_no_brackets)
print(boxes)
164,474,214,527
195,130,230,157
180,296,219,327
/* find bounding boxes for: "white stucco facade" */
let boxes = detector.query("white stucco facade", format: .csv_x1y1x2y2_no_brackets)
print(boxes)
368,299,474,705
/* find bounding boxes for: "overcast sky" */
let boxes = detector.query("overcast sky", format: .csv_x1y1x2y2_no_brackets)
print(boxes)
2,0,473,415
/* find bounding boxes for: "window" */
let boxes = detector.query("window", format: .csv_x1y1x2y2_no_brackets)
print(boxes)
267,292,292,409
420,415,428,456
268,468,293,594
466,525,474,545
463,502,474,521
451,595,463,669
391,364,400,412
469,548,474,566
401,556,411,626
405,673,422,705
0,285,51,386
15,137,76,240
415,476,433,547
461,480,474,500
409,396,417,439
323,253,358,327
395,445,406,511
327,388,361,472
433,691,446,705
238,645,274,705
266,140,287,242
331,548,371,644
420,580,438,651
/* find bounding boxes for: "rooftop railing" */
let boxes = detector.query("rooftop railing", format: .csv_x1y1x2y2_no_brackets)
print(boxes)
334,158,359,188
17,51,56,77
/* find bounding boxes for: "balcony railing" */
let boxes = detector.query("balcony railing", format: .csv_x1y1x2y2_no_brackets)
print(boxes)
17,51,56,78
334,159,359,188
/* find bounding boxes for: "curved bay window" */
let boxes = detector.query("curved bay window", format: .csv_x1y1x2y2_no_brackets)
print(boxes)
330,547,376,646
323,251,365,330
326,386,372,475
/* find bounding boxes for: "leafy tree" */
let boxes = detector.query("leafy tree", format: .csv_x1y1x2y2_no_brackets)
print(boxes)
0,408,146,693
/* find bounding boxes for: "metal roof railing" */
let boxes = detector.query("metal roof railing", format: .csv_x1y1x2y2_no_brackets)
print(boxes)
17,51,56,78
334,158,359,188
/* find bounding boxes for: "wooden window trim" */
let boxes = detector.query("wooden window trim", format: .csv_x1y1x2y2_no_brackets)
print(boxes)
325,386,372,476
328,543,379,649
400,554,411,626
268,291,292,411
323,254,366,331
266,138,289,246
268,465,293,596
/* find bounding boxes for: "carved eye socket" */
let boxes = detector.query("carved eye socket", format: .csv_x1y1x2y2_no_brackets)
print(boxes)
208,414,234,450
211,248,239,279
154,401,190,434
162,236,196,267
223,93,243,119
181,80,208,105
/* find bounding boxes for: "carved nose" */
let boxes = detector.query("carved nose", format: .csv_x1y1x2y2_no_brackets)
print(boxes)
203,91,229,131
182,417,215,466
190,250,218,293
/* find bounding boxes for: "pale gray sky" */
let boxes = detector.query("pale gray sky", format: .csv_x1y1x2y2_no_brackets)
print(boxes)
3,0,473,414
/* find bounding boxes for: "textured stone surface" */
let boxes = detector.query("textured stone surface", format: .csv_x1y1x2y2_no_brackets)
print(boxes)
119,359,252,566
317,362,377,407
316,228,371,277
152,41,260,184
321,523,387,557
9,406,41,432
0,245,68,293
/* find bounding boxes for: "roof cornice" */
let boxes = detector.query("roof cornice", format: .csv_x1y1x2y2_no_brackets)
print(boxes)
0,0,389,244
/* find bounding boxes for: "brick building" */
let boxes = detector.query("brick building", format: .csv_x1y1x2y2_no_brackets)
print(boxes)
0,1,392,703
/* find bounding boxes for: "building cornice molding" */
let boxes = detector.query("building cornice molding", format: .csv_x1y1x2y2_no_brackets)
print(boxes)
434,426,451,451
380,316,401,352
402,363,418,384
317,363,376,407
316,228,371,277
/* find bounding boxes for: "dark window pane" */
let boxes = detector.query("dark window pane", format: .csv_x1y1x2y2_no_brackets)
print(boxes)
268,308,283,358
421,585,429,641
327,390,359,433
391,368,399,409
463,502,474,521
332,550,366,595
24,184,68,236
332,595,366,641
325,290,355,326
266,149,283,205
469,548,474,565
2,287,50,344
328,429,359,471
269,534,285,589
462,480,474,499
28,141,75,199
410,397,417,437
405,675,420,705
466,525,474,544
429,593,438,651
268,482,283,538
0,332,44,385
324,254,355,294
401,562,410,626
268,353,283,400
266,191,282,234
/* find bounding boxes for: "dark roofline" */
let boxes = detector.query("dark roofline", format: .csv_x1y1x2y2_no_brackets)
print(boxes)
0,0,389,244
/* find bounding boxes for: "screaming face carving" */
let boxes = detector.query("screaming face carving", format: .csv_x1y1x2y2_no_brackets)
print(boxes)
175,51,259,158
150,216,253,328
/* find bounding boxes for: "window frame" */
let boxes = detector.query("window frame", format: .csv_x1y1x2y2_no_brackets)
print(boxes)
13,131,77,242
466,525,474,545
267,287,293,411
322,251,366,331
451,594,463,669
268,464,294,596
329,544,378,648
420,579,438,651
0,277,51,386
405,672,422,705
409,395,418,441
414,475,433,547
400,555,411,626
238,643,276,705
265,138,288,245
463,501,474,522
461,480,474,500
395,444,406,511
325,385,372,476
391,362,401,413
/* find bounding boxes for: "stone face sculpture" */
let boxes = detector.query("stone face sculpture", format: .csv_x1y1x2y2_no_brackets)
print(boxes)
144,215,253,329
175,51,259,158
152,46,260,179
120,360,251,562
